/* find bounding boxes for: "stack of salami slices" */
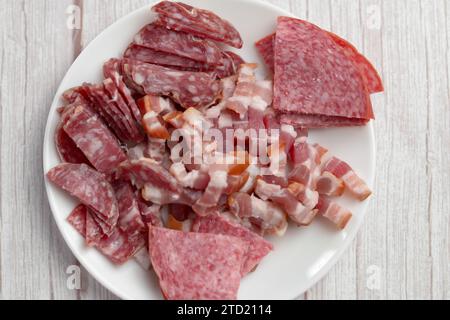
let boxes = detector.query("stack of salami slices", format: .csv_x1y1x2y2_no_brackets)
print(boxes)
256,17,383,129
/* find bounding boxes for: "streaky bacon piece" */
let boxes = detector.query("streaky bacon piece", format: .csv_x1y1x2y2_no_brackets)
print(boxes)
163,111,185,129
152,1,243,48
47,163,119,228
192,170,229,216
228,192,288,236
192,214,273,275
224,64,257,117
148,226,245,300
316,196,352,229
138,199,163,227
316,171,345,197
117,159,180,192
145,138,168,164
322,157,372,201
142,111,171,140
254,179,316,226
137,94,176,117
134,23,223,65
169,162,210,190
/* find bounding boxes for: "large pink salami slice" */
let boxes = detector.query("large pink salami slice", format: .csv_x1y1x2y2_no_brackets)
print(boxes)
148,226,246,300
63,104,127,175
55,104,91,165
47,163,119,227
326,32,384,94
255,33,275,74
280,113,369,128
274,17,374,120
152,1,243,48
122,59,220,109
134,23,222,65
192,214,273,275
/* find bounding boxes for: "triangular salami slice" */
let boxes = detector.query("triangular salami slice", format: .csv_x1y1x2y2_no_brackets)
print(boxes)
148,226,246,300
273,17,374,120
192,214,273,276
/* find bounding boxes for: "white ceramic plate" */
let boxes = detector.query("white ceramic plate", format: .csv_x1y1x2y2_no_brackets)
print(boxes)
43,0,375,300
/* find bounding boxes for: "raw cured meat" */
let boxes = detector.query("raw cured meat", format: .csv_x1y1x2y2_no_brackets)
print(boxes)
192,214,273,275
55,104,91,165
255,33,275,74
134,23,222,65
63,104,127,174
273,17,374,119
280,113,369,128
67,204,88,237
117,159,180,192
326,31,384,94
47,163,119,227
316,196,352,229
148,226,245,300
122,59,220,109
322,157,372,201
152,1,243,48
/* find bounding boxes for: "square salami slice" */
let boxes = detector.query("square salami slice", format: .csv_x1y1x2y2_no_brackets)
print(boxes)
273,17,374,120
255,33,275,74
192,214,273,276
148,226,246,300
280,113,369,128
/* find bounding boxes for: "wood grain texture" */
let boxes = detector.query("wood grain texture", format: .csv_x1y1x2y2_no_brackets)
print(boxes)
0,0,448,300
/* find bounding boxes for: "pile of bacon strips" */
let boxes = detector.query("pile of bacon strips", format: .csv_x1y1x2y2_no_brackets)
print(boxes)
47,1,383,300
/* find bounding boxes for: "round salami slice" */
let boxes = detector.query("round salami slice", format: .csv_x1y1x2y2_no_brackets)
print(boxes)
273,17,374,120
152,1,243,48
148,226,246,300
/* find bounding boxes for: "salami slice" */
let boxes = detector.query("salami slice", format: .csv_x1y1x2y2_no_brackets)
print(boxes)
103,58,143,125
152,1,243,48
63,104,127,175
255,33,275,74
86,209,104,246
148,226,246,300
67,205,144,264
192,214,273,275
47,163,119,227
134,23,222,65
103,78,145,143
274,17,374,120
122,59,220,109
55,104,91,165
280,113,369,128
117,159,180,192
326,32,384,94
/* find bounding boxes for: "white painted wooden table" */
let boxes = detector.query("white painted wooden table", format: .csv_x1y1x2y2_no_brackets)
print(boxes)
0,0,448,300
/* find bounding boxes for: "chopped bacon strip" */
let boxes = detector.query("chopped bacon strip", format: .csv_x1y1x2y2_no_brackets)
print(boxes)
224,64,257,117
145,138,167,164
316,196,352,229
163,111,185,129
142,111,171,140
316,171,345,197
142,184,201,206
228,192,288,236
322,157,372,201
137,94,176,117
138,200,163,227
254,179,316,226
192,170,229,216
170,162,210,190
